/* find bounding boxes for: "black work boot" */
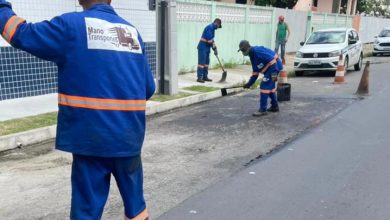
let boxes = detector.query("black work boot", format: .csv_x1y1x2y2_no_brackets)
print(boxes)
197,79,205,83
267,106,279,112
252,111,268,117
204,77,213,82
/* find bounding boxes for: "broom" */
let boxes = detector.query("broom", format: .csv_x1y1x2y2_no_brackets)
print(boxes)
221,85,244,96
214,53,227,83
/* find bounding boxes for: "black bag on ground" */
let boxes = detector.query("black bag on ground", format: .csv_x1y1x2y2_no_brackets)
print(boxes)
277,83,291,102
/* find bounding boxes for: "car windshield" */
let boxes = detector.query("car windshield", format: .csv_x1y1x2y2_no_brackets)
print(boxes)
306,31,346,44
379,30,390,37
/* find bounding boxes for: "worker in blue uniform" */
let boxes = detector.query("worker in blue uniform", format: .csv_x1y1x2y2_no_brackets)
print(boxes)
196,18,222,83
0,0,155,219
238,40,282,117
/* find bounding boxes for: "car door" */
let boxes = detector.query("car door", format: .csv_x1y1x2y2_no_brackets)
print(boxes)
347,30,356,65
353,30,362,60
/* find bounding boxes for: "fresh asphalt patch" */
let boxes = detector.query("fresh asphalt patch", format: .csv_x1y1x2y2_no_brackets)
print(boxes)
142,90,358,218
0,87,360,220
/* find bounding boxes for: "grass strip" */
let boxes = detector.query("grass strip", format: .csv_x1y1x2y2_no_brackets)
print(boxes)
150,92,192,102
182,85,220,93
0,112,57,136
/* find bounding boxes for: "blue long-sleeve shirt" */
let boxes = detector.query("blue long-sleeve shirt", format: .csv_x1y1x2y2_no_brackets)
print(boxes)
197,23,217,50
246,46,282,87
0,2,155,157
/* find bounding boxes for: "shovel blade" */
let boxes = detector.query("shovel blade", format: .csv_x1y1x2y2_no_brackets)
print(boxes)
218,71,227,83
221,88,228,96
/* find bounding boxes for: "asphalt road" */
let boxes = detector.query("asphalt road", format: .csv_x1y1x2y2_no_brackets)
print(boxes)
158,58,390,220
0,57,387,219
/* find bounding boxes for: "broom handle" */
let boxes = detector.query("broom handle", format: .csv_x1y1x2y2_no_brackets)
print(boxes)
215,54,226,72
224,85,244,89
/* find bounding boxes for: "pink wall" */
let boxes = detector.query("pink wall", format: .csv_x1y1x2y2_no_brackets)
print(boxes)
293,0,313,12
317,0,333,13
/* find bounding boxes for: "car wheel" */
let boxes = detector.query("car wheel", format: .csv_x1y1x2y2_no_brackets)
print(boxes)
295,71,304,77
343,57,349,75
354,54,362,71
373,53,377,57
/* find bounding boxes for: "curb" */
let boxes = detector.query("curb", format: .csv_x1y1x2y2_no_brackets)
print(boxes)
0,125,56,152
0,88,243,153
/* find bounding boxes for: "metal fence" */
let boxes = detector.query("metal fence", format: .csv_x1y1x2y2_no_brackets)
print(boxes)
0,0,156,101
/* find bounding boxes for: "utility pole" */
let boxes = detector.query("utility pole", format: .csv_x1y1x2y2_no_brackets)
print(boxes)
155,0,178,95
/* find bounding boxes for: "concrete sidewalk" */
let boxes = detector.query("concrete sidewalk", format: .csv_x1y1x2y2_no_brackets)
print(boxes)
0,54,296,152
0,66,250,122
0,54,296,122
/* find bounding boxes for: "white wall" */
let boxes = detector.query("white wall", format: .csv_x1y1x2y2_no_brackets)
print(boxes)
359,16,390,43
0,0,156,46
274,8,308,53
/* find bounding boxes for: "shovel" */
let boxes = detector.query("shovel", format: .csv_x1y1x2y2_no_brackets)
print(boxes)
215,53,227,83
221,85,244,96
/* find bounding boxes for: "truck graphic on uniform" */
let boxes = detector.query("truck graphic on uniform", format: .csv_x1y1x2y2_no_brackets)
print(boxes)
109,27,140,50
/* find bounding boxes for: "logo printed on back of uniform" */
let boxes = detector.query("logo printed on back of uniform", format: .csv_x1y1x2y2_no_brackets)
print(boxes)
257,63,264,69
85,18,142,54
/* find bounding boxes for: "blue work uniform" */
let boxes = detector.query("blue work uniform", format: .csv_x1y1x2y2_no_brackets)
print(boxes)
197,23,217,80
245,46,282,112
0,2,155,219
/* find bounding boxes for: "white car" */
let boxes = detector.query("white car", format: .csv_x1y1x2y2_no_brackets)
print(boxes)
373,27,390,56
294,28,363,76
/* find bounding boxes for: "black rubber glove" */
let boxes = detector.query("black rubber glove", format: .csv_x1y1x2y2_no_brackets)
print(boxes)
243,83,251,89
212,44,218,56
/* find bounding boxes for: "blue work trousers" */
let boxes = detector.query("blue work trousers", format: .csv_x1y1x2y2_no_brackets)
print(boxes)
197,47,210,79
70,154,147,220
259,75,278,112
274,40,286,61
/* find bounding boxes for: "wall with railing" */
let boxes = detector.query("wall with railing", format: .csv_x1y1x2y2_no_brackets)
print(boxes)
176,0,274,73
176,0,355,73
0,0,156,101
310,12,353,33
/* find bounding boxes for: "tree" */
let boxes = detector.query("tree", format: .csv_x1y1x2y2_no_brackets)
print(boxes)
255,0,298,8
357,0,390,18
357,0,369,13
255,0,276,6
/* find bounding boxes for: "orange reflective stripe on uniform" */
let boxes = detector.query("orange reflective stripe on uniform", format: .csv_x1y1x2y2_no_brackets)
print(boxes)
198,64,205,68
261,55,279,74
252,72,259,76
125,209,149,220
58,94,146,111
200,38,213,44
2,15,25,43
260,88,276,94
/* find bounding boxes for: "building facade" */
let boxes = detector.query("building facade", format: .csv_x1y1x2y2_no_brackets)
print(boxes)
294,0,357,15
214,0,255,5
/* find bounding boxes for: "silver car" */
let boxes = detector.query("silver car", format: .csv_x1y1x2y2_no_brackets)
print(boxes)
373,28,390,56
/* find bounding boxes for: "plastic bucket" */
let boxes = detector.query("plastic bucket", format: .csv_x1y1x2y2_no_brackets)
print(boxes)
277,83,291,102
